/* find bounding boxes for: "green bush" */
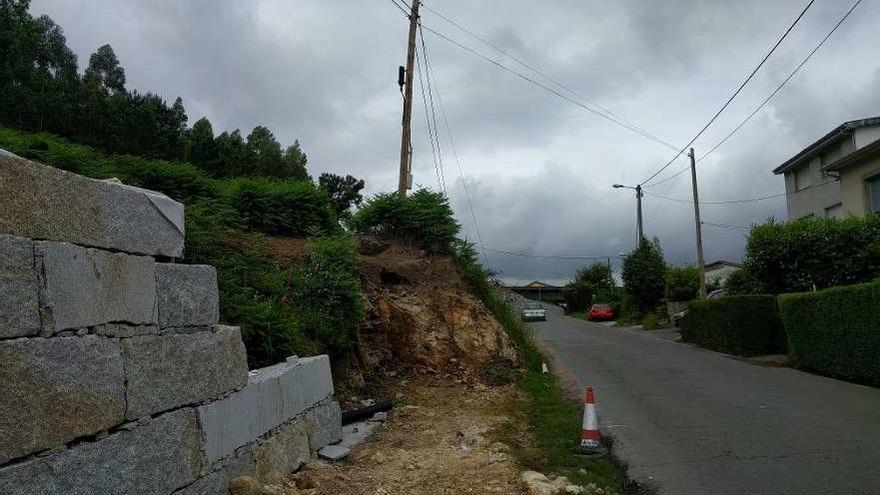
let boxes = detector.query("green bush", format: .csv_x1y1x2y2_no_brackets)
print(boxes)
679,295,786,356
290,236,363,355
744,216,880,294
779,281,880,386
350,189,459,249
666,266,699,302
642,313,660,330
225,178,338,236
562,281,593,313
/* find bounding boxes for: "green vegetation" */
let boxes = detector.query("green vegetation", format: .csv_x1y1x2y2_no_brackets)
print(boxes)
666,265,699,302
741,216,880,294
562,262,615,314
350,189,459,249
779,281,880,387
1,1,308,178
453,241,625,492
622,238,666,314
679,295,786,357
641,313,660,330
0,126,359,369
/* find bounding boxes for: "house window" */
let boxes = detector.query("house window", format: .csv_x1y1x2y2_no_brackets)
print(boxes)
794,166,812,191
867,175,880,213
825,203,843,219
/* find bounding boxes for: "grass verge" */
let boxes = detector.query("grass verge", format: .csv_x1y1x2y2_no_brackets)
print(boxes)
453,241,627,492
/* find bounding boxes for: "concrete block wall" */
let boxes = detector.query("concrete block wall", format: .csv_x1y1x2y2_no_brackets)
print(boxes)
0,152,341,494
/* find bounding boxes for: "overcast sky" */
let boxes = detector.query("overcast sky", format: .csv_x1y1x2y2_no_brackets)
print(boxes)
31,0,880,284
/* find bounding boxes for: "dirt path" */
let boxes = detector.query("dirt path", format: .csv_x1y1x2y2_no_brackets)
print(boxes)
298,375,528,494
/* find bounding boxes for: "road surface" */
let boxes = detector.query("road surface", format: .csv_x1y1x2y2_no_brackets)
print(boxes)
529,305,880,494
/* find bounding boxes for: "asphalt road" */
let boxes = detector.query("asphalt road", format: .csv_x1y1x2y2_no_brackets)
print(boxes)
528,305,880,495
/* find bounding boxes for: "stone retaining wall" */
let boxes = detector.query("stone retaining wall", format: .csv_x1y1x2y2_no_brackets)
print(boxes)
0,152,342,494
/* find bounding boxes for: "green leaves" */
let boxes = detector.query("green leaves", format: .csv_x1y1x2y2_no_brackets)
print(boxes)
666,265,699,302
226,178,338,237
622,238,666,312
679,295,786,357
350,189,460,250
744,215,880,294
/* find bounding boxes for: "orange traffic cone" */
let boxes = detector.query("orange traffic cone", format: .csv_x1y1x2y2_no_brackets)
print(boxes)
579,387,604,455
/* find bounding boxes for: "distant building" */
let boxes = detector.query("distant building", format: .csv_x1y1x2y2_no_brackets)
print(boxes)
507,280,563,302
773,117,880,220
705,260,741,286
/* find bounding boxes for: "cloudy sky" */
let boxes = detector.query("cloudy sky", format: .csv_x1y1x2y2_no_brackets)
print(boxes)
31,0,880,284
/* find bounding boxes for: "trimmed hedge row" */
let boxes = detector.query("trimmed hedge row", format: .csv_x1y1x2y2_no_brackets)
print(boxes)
679,295,786,357
779,281,880,387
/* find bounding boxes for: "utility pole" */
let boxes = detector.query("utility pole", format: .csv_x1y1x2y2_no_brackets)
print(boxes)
397,0,420,198
635,184,644,242
689,148,707,298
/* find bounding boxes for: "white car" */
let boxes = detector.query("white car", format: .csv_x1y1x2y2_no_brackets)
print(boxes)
521,303,547,322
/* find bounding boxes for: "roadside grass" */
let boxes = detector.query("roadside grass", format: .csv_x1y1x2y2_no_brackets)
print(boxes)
453,241,626,492
570,310,587,320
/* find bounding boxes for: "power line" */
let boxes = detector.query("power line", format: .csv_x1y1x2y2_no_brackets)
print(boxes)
701,221,751,231
414,42,445,194
479,246,620,261
419,23,448,195
419,23,680,151
420,1,677,151
639,0,816,186
647,0,864,189
387,0,409,17
644,190,787,205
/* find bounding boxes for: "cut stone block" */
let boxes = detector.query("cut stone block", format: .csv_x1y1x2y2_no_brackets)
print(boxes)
254,418,310,484
197,355,335,463
0,408,203,495
0,336,125,464
0,234,39,338
305,400,343,451
174,448,255,495
0,151,184,257
318,445,351,461
156,263,219,328
36,241,157,333
122,326,248,419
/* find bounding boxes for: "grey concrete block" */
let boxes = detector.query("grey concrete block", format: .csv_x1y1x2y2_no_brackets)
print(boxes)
305,400,343,451
0,408,203,495
254,418,310,485
0,336,125,464
0,152,184,257
0,234,40,338
36,241,157,333
318,444,351,461
122,326,248,419
157,263,219,328
198,355,335,463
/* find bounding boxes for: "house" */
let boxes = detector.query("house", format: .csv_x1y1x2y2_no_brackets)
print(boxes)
773,117,880,220
704,260,741,286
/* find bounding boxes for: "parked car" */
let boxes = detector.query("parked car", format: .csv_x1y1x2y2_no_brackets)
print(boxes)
521,303,547,322
587,303,615,321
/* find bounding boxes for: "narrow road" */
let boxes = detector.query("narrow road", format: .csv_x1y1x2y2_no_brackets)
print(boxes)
529,305,880,494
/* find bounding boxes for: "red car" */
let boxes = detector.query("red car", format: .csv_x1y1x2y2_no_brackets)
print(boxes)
587,304,614,321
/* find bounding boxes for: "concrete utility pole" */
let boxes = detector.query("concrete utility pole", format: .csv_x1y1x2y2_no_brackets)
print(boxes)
397,0,420,198
635,184,644,242
689,148,707,298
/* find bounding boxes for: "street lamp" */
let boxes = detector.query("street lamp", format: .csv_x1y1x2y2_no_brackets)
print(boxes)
612,184,644,242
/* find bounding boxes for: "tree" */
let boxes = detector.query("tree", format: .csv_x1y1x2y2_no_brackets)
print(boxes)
622,238,666,313
214,129,250,177
319,173,365,219
562,281,594,313
84,44,125,94
188,117,217,171
246,125,283,177
575,262,612,293
282,141,310,181
666,266,699,302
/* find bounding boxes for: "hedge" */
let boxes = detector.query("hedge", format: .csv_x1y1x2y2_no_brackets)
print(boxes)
679,295,786,356
779,281,880,387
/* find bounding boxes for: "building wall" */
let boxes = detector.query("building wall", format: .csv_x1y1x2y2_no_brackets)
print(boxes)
784,156,841,219
706,265,739,286
840,153,880,217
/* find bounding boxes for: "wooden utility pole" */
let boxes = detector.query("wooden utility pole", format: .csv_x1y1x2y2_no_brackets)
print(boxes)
689,148,707,298
635,184,644,241
397,0,420,198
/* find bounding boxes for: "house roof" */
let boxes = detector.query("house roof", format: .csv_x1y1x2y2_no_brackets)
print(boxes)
525,280,553,288
705,260,741,271
772,117,880,175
